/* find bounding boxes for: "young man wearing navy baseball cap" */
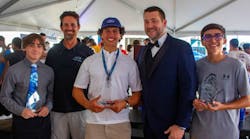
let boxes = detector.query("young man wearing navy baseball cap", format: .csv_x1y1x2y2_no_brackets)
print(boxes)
72,17,142,139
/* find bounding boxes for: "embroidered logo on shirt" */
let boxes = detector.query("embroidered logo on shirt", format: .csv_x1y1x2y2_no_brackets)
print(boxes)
72,56,83,63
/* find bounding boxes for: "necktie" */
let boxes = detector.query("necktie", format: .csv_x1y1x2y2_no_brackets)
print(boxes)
26,64,40,111
154,41,160,47
149,41,159,48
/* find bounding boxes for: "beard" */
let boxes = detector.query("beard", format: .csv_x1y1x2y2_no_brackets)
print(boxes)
64,30,77,40
64,34,74,40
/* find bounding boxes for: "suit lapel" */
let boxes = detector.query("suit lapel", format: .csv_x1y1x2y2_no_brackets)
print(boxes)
147,35,171,78
140,44,152,78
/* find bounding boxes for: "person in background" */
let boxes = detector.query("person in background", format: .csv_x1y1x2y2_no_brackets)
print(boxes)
127,44,133,59
133,40,142,61
0,35,12,116
119,44,128,55
0,33,54,139
82,37,90,46
228,38,250,129
72,17,141,139
222,47,228,54
140,6,197,139
5,37,25,66
228,38,250,74
143,38,150,45
0,36,11,55
39,33,47,63
2,37,25,78
136,38,150,65
243,43,250,55
40,33,46,42
0,36,11,85
45,11,94,139
0,36,7,84
191,23,250,139
87,38,101,53
0,36,6,52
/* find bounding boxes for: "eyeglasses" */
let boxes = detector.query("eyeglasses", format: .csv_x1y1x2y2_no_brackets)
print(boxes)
202,33,224,41
29,43,44,48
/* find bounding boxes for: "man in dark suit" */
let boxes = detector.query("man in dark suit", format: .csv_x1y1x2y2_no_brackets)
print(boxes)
139,6,197,139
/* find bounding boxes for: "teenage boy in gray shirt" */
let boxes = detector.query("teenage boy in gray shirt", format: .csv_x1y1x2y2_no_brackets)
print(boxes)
191,23,250,139
0,33,54,139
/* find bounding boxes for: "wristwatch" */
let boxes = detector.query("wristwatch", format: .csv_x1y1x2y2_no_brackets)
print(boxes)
179,126,186,130
124,99,130,108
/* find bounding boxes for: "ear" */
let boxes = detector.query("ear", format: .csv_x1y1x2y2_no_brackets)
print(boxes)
163,19,167,27
77,24,80,31
223,38,227,44
201,40,205,46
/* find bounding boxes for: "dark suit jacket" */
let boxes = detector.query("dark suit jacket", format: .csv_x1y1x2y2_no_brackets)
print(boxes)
139,34,197,135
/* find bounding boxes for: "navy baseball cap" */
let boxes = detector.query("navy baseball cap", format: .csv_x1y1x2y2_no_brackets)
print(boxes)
101,17,121,29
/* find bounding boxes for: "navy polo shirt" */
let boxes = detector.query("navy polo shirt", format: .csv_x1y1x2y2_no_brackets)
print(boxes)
45,40,93,112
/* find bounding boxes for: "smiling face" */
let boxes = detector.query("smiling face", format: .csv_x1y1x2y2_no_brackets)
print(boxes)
201,29,226,56
143,11,167,41
25,39,44,63
60,16,80,40
101,27,121,51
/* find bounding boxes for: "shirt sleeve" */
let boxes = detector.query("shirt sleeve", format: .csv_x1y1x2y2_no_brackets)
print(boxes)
0,69,25,116
45,68,54,111
74,60,90,89
128,60,142,92
236,62,250,97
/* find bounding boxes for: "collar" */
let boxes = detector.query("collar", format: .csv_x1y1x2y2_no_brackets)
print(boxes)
150,33,167,48
102,48,119,56
157,33,167,47
23,57,42,68
60,38,82,51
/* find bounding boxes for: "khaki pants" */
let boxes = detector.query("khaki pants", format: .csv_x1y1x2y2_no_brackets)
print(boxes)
51,111,86,139
85,122,131,139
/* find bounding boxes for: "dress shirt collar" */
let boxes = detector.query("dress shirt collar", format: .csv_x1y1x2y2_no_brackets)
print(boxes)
102,48,119,56
157,33,168,48
23,57,42,68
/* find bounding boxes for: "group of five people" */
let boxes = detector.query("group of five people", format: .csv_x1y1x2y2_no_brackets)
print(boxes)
0,5,249,139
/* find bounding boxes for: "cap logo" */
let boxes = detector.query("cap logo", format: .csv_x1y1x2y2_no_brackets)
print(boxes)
106,19,115,24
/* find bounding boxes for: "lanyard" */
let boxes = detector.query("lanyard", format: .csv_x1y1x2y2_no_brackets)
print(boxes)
102,49,119,81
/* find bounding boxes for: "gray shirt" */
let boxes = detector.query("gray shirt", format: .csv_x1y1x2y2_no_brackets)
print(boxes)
191,56,250,139
0,58,54,116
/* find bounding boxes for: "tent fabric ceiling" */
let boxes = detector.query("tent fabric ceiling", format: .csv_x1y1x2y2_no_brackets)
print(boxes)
0,0,249,37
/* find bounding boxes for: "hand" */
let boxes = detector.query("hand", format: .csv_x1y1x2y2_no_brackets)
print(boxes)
21,108,37,119
87,95,105,113
207,101,224,111
37,106,49,117
105,99,126,113
193,99,208,111
164,125,185,139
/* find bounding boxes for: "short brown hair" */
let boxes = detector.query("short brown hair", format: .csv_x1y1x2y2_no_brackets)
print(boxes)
22,33,44,49
200,23,226,39
60,11,80,27
144,6,166,21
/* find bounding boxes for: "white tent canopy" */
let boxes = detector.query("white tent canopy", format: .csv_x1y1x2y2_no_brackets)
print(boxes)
0,0,249,37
